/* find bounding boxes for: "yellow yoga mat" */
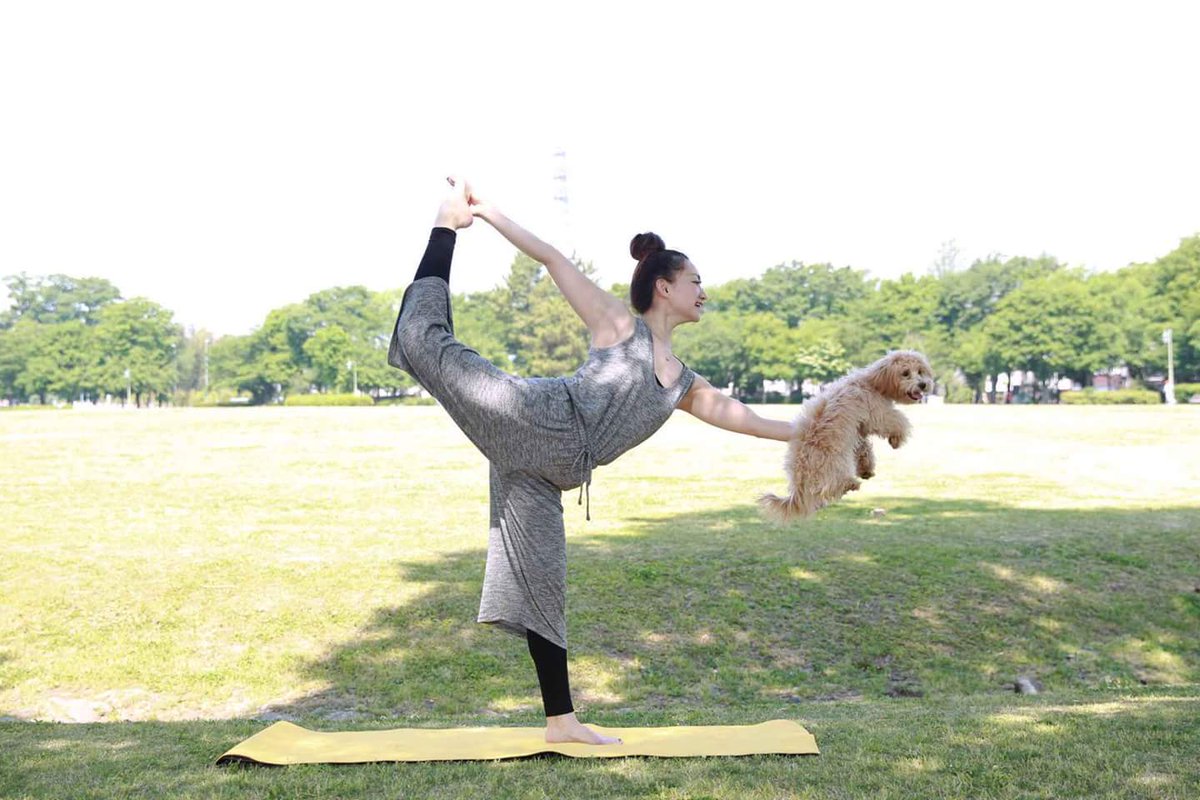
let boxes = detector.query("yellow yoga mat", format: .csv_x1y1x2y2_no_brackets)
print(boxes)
217,719,819,764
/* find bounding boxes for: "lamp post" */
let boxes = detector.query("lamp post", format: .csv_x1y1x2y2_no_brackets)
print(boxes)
1162,329,1176,405
346,360,358,395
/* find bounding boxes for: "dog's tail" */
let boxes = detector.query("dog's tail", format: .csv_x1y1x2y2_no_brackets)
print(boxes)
757,491,818,524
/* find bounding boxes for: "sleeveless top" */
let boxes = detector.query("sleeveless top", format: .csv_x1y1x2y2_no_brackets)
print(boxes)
561,316,695,518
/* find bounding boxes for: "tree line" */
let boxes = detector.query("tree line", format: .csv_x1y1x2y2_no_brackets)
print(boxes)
2,234,1197,406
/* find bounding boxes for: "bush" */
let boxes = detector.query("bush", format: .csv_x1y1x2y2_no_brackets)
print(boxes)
174,389,249,407
1173,383,1200,402
283,393,375,407
0,402,70,411
944,383,975,404
374,395,438,406
1060,388,1161,405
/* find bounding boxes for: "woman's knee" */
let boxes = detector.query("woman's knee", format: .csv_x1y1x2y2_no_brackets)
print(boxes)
392,311,453,375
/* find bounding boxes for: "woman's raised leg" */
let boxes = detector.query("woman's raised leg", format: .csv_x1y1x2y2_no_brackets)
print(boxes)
387,226,533,464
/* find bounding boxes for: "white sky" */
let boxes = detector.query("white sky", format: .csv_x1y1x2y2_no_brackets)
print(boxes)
2,1,1198,336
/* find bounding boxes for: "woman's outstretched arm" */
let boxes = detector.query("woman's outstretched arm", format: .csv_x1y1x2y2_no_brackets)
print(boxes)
465,185,633,342
677,375,794,441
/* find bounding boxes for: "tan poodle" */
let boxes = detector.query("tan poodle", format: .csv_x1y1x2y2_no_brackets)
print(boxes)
759,350,933,522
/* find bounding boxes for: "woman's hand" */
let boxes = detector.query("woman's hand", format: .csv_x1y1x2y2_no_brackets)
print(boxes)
434,176,474,230
445,176,495,223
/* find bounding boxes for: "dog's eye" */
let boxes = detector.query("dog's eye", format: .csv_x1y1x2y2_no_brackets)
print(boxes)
902,370,911,377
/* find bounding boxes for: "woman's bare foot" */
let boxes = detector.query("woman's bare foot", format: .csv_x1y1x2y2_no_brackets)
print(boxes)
434,177,474,230
544,712,622,745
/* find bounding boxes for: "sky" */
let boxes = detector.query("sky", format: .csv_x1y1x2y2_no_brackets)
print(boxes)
2,1,1199,337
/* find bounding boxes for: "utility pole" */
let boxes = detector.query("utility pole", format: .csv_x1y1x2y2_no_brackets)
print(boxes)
1163,329,1176,405
552,148,572,257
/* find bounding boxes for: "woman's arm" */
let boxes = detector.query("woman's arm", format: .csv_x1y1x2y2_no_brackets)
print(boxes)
677,374,794,441
470,197,633,342
479,205,631,338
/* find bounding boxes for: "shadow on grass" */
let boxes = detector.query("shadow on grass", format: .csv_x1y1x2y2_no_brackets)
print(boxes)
5,496,1198,797
266,497,1200,722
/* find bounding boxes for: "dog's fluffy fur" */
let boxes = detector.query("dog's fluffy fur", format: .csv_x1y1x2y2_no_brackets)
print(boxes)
759,350,933,522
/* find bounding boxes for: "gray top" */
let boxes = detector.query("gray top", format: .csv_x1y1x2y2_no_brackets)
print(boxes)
566,316,695,465
561,316,695,516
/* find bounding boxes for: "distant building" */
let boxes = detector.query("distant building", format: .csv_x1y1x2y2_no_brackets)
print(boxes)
1091,366,1132,390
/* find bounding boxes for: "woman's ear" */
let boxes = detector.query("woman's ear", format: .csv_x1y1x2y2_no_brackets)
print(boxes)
656,277,670,296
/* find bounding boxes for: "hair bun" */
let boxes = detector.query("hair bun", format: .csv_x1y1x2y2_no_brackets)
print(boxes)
630,232,666,262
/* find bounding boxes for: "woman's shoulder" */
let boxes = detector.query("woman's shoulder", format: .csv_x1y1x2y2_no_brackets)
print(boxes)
588,310,639,350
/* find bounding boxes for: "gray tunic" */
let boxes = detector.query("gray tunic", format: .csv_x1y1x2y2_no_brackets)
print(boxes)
388,277,694,648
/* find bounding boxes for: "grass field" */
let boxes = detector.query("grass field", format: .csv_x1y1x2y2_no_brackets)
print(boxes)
1,404,1198,798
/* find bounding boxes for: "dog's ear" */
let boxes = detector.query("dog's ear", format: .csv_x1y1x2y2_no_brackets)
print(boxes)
867,353,903,399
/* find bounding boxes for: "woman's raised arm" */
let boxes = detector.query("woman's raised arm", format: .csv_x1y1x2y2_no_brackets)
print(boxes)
460,181,633,343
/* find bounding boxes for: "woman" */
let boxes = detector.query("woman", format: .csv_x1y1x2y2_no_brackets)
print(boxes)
389,178,793,745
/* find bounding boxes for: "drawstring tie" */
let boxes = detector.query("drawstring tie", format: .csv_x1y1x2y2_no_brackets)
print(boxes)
572,447,594,521
564,377,595,521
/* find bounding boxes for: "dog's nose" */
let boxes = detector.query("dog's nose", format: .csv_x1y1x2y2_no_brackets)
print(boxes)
918,381,928,391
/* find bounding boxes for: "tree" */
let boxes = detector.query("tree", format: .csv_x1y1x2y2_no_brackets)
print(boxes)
983,271,1117,399
207,334,255,396
487,252,595,378
93,298,182,406
792,318,854,387
1145,235,1200,381
0,321,39,402
847,272,945,366
949,326,1005,403
713,262,872,325
931,239,961,279
742,313,796,400
303,325,352,391
936,255,1062,333
175,327,217,394
675,312,752,397
238,304,315,402
1086,269,1161,382
517,273,590,378
38,323,93,402
1,273,121,327
453,290,513,369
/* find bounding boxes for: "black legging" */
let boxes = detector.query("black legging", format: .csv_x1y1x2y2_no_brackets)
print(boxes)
412,227,574,718
527,629,573,717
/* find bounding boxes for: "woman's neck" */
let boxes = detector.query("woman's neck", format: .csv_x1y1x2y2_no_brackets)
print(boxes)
641,307,676,348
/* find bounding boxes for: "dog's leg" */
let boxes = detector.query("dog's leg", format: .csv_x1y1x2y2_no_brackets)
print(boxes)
863,400,911,449
883,410,911,449
855,435,875,479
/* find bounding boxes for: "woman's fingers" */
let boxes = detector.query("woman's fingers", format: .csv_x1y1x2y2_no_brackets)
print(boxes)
446,175,481,205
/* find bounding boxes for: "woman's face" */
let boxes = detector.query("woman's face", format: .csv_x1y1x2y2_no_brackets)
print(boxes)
658,261,707,323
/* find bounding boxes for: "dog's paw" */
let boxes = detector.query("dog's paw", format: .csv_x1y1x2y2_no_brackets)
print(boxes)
858,467,875,480
888,434,904,449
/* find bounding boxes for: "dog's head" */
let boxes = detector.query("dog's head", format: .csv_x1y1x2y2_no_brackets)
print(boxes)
866,350,933,403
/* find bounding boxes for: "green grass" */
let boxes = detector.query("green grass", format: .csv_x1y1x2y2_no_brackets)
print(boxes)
2,405,1198,798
